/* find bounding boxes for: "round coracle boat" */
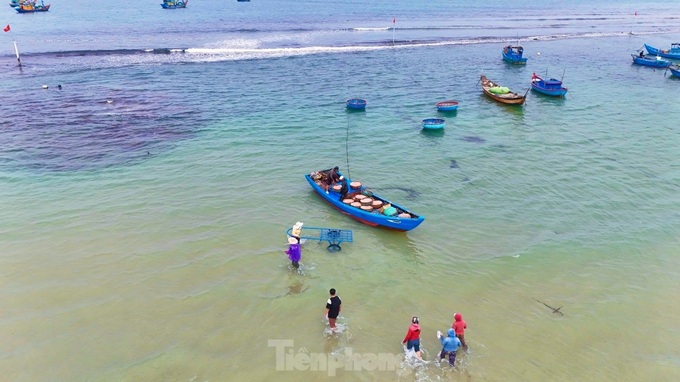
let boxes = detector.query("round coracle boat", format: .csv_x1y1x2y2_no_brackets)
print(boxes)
436,100,459,111
422,118,446,130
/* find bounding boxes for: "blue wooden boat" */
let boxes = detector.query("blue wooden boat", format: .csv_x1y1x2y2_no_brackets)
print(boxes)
306,170,424,231
161,0,187,9
435,100,459,111
10,0,20,7
644,43,680,60
502,45,527,64
15,0,49,12
422,118,445,130
631,53,670,68
669,65,680,78
346,98,367,110
530,73,568,97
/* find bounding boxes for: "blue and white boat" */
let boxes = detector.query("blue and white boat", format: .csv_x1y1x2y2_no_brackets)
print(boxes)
421,118,445,130
669,65,680,78
9,0,20,7
306,170,424,231
161,0,187,9
530,73,568,97
631,53,670,68
644,43,680,60
502,45,527,64
346,98,366,110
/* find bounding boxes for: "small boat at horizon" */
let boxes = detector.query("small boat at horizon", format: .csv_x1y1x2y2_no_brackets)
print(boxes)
502,45,527,65
306,169,424,231
480,75,527,105
435,100,459,111
161,0,188,9
530,72,568,97
346,98,367,110
644,43,680,60
15,0,49,12
631,53,670,68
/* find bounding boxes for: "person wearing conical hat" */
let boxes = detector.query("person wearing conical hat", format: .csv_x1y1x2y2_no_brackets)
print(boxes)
284,236,301,269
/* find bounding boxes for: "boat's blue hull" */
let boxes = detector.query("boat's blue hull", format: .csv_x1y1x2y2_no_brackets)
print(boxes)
305,173,424,231
530,76,568,97
670,66,680,78
346,98,366,110
531,86,567,96
644,44,680,60
631,54,670,68
502,54,527,64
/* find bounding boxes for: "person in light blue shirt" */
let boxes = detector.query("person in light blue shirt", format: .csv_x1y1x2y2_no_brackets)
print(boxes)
437,328,462,366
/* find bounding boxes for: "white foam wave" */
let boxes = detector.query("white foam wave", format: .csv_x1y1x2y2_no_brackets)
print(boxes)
352,27,390,31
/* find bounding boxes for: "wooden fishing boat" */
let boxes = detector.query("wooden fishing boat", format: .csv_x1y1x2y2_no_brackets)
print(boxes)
15,0,49,12
631,53,670,68
161,0,188,9
306,169,425,231
480,75,527,105
346,98,367,110
668,65,680,78
530,73,568,97
421,118,445,130
435,100,459,111
502,45,527,64
644,43,680,60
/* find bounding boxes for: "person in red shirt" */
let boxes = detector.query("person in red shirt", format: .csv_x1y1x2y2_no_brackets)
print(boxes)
402,316,422,359
452,313,468,350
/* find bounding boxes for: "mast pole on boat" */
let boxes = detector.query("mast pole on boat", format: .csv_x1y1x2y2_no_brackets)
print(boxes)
13,39,22,67
345,113,351,179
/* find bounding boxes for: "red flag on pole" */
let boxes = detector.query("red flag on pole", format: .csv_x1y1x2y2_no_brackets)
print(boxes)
634,11,638,16
393,18,396,24
3,24,10,33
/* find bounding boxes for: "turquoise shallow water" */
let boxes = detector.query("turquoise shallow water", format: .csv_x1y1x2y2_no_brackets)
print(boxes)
2,1,680,381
